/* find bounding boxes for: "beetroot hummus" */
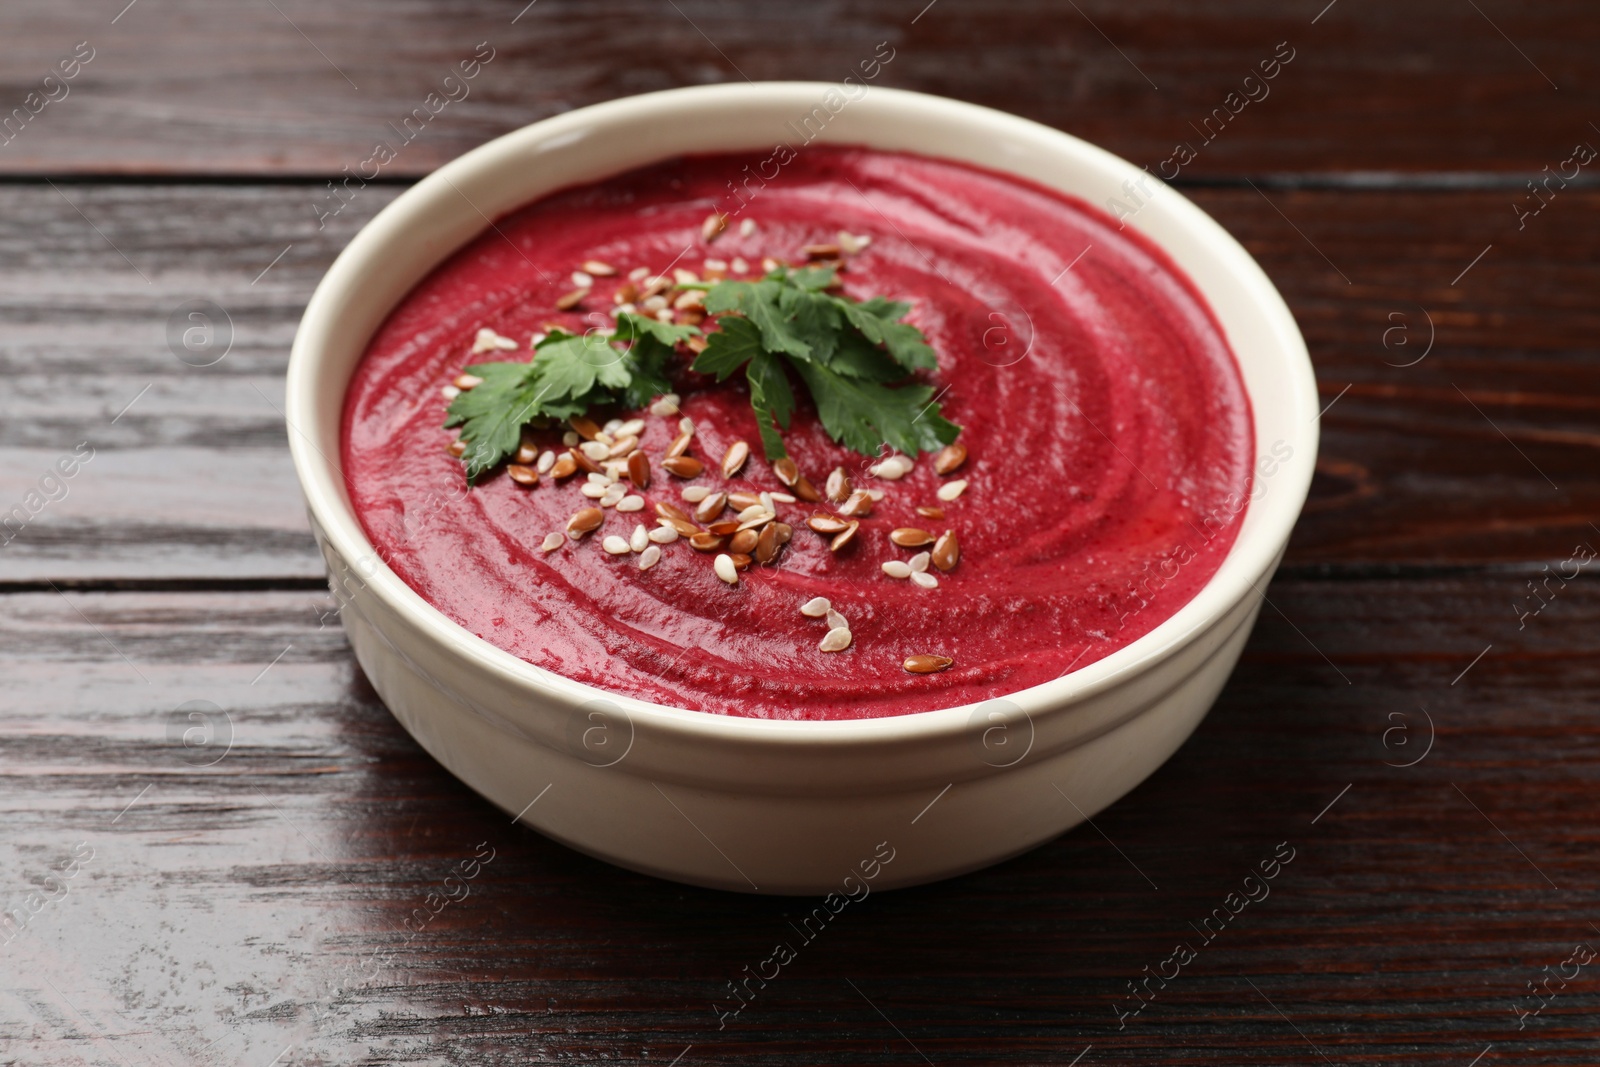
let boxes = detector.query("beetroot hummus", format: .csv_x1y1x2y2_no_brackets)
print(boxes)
341,147,1254,720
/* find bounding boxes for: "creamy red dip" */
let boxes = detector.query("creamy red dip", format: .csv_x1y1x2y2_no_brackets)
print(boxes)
342,147,1253,720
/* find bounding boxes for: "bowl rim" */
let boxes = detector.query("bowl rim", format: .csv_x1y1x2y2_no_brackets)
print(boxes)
286,80,1318,748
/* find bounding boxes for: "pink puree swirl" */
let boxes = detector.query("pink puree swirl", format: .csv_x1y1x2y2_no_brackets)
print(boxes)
341,147,1254,720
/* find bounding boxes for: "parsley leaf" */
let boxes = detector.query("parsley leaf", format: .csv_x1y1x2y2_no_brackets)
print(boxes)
746,351,796,460
792,360,958,457
690,266,958,460
444,320,700,483
444,262,960,485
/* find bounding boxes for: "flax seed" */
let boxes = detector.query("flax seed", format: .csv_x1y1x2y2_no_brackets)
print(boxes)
722,440,750,478
807,513,850,535
772,457,799,487
825,467,851,503
627,450,651,488
507,464,539,486
932,530,960,572
903,654,953,674
557,287,589,310
550,453,578,479
793,476,821,503
703,213,728,242
890,527,935,548
754,523,780,563
689,532,726,552
934,443,967,475
567,508,604,537
829,520,860,552
663,456,705,478
694,491,727,523
838,490,874,518
915,505,945,520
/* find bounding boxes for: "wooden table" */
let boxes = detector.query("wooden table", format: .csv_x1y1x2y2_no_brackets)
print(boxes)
4,2,1598,1063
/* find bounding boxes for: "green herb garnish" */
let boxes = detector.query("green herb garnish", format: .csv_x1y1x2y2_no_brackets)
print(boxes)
445,265,959,481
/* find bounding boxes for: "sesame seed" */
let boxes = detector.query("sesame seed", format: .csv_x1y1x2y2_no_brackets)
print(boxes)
937,479,969,502
825,609,848,631
571,270,594,288
739,219,757,237
536,450,556,473
630,524,649,552
682,485,711,503
541,532,565,552
648,526,680,545
882,561,912,578
819,627,852,652
616,495,644,513
801,597,831,617
714,553,739,584
602,536,630,555
639,545,662,570
910,571,939,589
650,393,681,417
908,551,931,573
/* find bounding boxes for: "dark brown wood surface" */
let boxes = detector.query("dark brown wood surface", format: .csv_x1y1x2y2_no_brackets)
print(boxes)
3,2,1599,1064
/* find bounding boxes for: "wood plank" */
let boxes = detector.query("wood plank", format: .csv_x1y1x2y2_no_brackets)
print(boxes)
2,577,1597,1063
0,0,1594,177
3,183,1596,584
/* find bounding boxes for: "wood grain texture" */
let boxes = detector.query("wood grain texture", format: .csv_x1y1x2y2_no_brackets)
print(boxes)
2,580,1597,1065
4,1,1598,1061
3,183,1597,582
0,0,1595,177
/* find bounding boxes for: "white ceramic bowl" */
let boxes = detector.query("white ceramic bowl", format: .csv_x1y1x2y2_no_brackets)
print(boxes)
286,83,1317,894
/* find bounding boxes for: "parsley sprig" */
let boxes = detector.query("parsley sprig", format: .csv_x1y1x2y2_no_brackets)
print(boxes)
444,265,959,482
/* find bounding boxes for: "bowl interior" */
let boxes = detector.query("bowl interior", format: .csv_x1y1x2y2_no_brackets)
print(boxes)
286,82,1318,742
